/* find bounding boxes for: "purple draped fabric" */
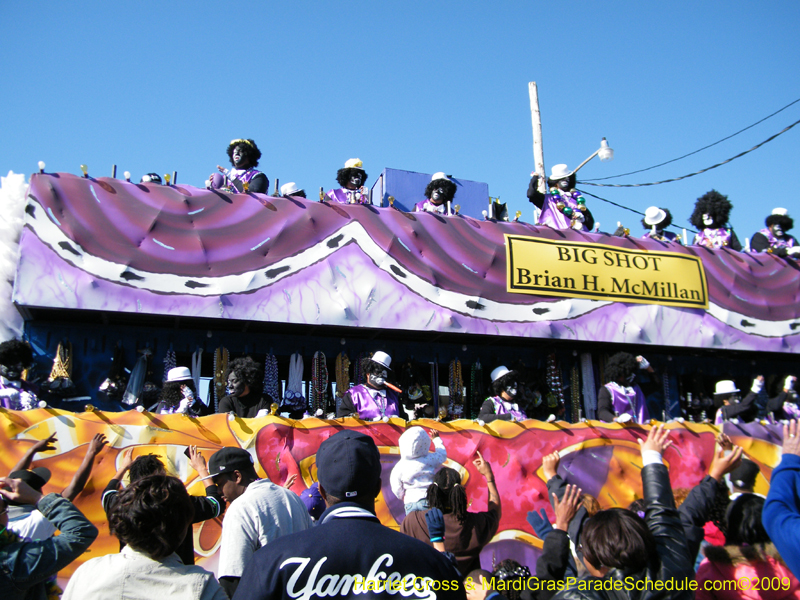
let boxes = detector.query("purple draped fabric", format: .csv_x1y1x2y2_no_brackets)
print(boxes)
605,382,649,423
347,384,401,419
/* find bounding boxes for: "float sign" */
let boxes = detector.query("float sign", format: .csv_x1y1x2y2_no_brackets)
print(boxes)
505,235,708,309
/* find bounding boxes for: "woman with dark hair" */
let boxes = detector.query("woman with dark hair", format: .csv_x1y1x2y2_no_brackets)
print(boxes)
554,425,694,600
690,190,742,251
596,353,657,423
401,452,500,575
415,172,457,214
64,475,227,599
326,158,370,204
751,208,800,259
696,493,800,599
206,138,268,194
152,366,209,415
478,366,527,423
218,357,275,418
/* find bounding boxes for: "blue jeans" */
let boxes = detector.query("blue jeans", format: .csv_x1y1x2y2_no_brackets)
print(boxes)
404,500,429,514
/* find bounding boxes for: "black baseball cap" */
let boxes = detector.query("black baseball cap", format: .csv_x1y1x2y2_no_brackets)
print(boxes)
730,458,759,490
316,430,381,500
201,447,255,481
9,467,51,493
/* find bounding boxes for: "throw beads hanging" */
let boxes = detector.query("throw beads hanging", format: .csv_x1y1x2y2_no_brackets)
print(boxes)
262,353,280,400
661,367,670,421
546,353,565,408
213,347,229,412
571,364,581,422
162,348,176,382
335,352,350,398
310,352,329,415
469,361,483,419
448,359,464,418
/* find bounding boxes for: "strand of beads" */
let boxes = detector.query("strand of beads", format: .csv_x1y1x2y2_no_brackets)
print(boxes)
163,348,176,382
213,347,229,412
571,364,581,422
310,352,329,414
263,354,279,400
448,359,464,418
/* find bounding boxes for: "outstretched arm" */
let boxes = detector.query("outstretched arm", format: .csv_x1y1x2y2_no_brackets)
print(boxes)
9,433,57,474
63,434,107,501
474,450,501,521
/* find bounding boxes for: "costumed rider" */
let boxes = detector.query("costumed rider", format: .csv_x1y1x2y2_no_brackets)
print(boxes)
478,366,527,423
151,367,208,416
279,182,306,198
527,164,594,231
326,158,370,204
217,357,275,418
597,353,656,423
751,208,800,259
336,351,401,421
415,172,456,214
690,190,741,250
206,138,268,194
0,339,41,410
642,206,682,244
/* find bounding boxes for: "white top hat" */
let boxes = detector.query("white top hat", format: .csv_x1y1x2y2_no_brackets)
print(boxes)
431,172,450,182
167,366,192,383
280,182,303,196
644,206,667,226
344,158,364,170
549,164,572,180
773,207,789,216
491,366,511,383
714,380,739,395
371,351,392,370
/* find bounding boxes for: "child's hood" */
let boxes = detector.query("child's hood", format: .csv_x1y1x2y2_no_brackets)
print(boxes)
398,426,432,459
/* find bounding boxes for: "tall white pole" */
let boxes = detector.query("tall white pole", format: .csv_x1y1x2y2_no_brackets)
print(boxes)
528,82,546,193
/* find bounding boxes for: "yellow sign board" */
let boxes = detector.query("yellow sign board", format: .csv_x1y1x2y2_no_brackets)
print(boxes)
505,235,708,309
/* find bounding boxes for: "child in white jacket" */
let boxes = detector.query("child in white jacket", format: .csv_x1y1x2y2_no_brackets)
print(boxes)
391,427,447,514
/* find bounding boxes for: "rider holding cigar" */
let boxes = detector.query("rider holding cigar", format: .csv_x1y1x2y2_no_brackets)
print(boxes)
336,351,401,420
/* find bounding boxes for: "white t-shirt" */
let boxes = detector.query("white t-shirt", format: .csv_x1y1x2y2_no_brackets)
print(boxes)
218,479,313,578
7,505,57,540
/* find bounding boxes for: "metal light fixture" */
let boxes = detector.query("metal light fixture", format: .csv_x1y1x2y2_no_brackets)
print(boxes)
38,161,46,174
571,137,615,175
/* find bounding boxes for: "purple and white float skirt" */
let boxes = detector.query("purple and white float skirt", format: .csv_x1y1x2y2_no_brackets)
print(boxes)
208,167,263,194
487,395,527,421
326,187,370,205
414,199,447,214
606,382,649,424
347,384,400,420
538,190,586,230
694,228,733,249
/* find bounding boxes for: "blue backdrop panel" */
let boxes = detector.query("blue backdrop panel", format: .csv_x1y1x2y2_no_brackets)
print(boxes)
370,168,490,217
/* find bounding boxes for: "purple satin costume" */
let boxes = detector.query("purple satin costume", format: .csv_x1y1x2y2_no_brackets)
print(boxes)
694,228,733,249
605,382,649,423
211,168,264,194
538,191,583,230
753,228,796,252
414,199,446,214
487,395,527,421
643,230,682,244
326,188,370,205
346,384,400,419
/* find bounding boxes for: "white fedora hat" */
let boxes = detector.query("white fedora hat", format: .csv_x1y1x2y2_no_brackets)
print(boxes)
167,366,192,383
280,182,303,196
491,366,511,383
714,380,739,395
344,158,364,169
371,351,392,370
644,206,667,226
549,164,572,180
431,172,451,182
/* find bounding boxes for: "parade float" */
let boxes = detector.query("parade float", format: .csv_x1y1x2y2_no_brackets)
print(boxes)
2,168,798,580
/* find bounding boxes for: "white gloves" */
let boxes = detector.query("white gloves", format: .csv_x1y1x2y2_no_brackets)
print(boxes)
785,376,797,391
616,413,633,423
637,356,650,370
752,378,764,394
786,246,800,256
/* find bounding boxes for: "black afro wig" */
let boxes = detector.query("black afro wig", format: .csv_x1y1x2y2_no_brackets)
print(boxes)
158,379,197,412
690,190,732,230
640,208,673,230
604,352,638,384
424,178,457,203
766,213,794,232
225,356,263,390
336,167,368,188
490,370,519,396
0,339,33,368
226,139,262,168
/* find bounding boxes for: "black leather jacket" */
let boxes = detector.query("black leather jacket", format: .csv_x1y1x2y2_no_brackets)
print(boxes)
554,463,695,600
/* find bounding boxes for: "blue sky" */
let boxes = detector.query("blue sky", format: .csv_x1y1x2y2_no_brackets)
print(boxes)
2,2,799,241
